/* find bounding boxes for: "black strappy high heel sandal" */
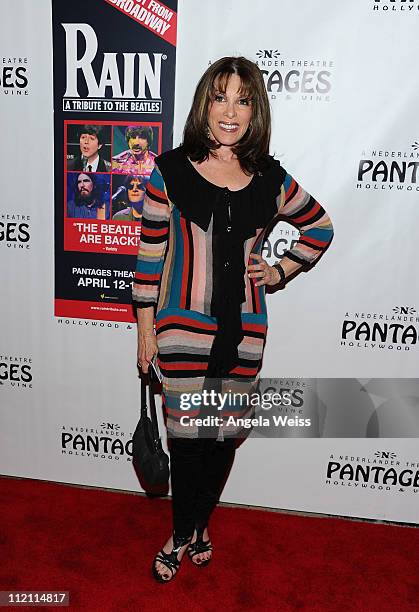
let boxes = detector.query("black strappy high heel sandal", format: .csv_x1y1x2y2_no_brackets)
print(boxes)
152,532,192,583
187,525,213,567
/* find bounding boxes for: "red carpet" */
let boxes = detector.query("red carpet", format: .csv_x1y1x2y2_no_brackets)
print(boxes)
1,476,418,611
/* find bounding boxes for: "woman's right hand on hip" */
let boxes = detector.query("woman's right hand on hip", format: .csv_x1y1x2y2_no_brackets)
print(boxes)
137,332,158,373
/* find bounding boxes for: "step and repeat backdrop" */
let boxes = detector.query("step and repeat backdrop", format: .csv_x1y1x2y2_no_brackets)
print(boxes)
1,0,418,524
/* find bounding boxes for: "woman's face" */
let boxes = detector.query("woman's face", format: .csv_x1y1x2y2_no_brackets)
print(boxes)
207,73,253,148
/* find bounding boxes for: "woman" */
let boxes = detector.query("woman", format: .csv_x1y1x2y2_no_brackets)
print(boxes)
133,56,334,583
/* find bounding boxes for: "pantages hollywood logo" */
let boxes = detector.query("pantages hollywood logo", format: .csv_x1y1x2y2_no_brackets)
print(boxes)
0,354,33,389
261,226,300,262
255,49,333,103
56,318,135,330
326,449,419,495
356,142,419,193
341,306,418,352
61,421,134,461
1,56,29,96
372,0,419,12
0,212,31,250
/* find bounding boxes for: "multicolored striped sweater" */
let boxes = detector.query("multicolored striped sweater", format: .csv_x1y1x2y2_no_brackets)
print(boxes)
133,151,334,317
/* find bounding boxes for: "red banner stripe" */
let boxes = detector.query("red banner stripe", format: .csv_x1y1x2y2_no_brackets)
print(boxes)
104,0,177,46
55,299,136,322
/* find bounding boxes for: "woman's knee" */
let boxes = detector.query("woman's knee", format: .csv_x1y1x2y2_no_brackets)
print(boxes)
169,436,207,457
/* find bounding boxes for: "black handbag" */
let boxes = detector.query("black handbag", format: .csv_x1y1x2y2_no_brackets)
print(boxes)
132,365,170,492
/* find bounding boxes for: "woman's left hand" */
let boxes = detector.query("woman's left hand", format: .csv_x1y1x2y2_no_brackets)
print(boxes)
247,253,280,287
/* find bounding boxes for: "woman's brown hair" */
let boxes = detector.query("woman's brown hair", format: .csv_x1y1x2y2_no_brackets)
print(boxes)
182,56,271,174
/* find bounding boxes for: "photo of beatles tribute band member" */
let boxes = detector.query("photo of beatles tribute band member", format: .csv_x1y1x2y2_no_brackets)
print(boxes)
111,175,146,222
112,125,157,177
66,173,110,219
67,125,112,172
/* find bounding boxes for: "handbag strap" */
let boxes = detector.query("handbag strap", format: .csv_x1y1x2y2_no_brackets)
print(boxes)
147,366,160,440
140,366,161,443
140,371,148,418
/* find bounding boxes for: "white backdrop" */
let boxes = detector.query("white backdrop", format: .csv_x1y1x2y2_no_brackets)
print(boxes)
1,0,418,524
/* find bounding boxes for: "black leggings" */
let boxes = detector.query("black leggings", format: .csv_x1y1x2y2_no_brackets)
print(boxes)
169,437,237,538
